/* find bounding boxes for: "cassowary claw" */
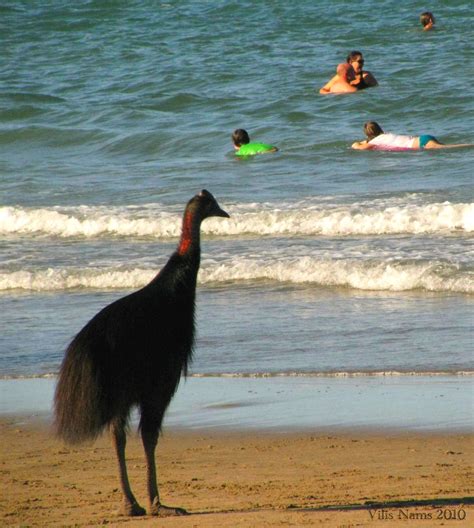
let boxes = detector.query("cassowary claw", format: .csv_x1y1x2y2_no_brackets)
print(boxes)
150,502,189,517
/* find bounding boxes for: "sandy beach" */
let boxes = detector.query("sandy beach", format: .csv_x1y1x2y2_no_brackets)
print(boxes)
1,418,472,527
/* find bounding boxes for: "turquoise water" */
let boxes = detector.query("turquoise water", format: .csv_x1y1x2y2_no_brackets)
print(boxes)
0,1,473,429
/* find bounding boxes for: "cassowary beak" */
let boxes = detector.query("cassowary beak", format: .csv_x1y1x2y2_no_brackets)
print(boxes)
199,189,230,218
212,203,230,218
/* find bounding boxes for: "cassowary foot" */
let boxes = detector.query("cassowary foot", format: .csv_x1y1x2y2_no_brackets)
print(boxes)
149,501,189,517
117,500,146,517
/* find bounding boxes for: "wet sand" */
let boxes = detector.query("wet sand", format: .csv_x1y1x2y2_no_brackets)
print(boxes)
1,418,472,527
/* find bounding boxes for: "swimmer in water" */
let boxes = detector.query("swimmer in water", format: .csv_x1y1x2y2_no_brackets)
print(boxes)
352,121,474,150
346,51,378,90
232,129,278,156
319,63,357,94
420,12,435,31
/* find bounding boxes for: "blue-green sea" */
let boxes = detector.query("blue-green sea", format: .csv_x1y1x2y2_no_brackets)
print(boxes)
0,1,473,430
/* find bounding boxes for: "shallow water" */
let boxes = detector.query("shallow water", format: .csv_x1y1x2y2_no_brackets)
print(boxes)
1,376,471,432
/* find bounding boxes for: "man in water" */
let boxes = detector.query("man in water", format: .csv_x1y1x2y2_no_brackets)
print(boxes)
319,64,357,95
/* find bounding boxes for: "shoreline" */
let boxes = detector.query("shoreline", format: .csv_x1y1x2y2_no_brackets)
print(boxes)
1,418,472,527
1,375,473,433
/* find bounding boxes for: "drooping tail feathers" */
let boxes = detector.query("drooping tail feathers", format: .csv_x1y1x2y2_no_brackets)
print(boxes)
54,340,105,444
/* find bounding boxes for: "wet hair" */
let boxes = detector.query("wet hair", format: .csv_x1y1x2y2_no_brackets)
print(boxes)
420,12,435,27
346,50,364,63
232,129,250,147
364,121,384,140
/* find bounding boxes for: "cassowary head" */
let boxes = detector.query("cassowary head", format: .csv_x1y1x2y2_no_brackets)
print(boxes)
188,189,230,221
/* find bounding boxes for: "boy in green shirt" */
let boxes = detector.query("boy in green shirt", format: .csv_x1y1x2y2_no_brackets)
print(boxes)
232,129,278,156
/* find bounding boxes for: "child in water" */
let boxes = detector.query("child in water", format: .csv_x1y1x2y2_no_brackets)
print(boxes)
232,129,278,156
420,12,435,31
352,121,473,151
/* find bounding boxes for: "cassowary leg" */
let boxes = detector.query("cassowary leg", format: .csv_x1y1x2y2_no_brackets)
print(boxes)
112,420,146,516
141,413,188,517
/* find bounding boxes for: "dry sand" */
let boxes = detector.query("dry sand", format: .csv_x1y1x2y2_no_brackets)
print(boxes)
1,418,472,527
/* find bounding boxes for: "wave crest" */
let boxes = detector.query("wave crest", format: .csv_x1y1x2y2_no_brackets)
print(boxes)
1,201,473,238
1,258,472,294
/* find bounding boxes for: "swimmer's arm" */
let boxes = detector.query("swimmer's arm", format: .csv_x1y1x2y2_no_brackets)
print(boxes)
349,71,364,86
336,82,357,93
351,140,372,150
260,146,279,154
363,71,378,87
319,74,338,94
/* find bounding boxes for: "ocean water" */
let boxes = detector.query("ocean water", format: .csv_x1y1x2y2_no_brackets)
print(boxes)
1,1,473,429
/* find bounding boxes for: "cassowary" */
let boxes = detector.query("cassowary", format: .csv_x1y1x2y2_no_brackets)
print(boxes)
54,190,229,517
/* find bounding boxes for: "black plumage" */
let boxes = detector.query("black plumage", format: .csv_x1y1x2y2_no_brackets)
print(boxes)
54,190,229,517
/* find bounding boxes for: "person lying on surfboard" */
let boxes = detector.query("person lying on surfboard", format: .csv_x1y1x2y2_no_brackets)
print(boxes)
352,121,474,151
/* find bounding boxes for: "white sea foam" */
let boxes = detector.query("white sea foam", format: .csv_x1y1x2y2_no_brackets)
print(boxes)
1,258,472,293
190,371,474,378
1,370,472,381
1,200,473,238
0,267,155,292
200,258,473,293
0,205,180,238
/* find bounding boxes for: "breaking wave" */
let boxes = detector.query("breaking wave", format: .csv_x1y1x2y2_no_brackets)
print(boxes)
1,257,472,293
1,200,473,238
